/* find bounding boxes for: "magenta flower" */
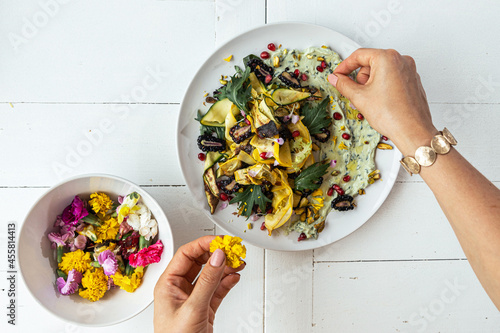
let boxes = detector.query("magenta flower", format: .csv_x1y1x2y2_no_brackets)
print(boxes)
61,196,88,226
48,232,70,249
128,240,164,268
56,269,82,295
98,250,118,276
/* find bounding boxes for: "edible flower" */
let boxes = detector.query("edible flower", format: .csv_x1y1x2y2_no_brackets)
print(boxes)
89,192,113,216
330,160,337,168
309,189,324,212
58,249,91,274
98,250,118,276
56,269,82,295
78,224,97,242
61,196,88,226
209,236,246,268
79,268,108,302
96,217,120,242
126,204,158,241
291,114,300,124
128,240,164,268
48,232,70,248
70,234,87,252
112,267,144,293
117,192,141,224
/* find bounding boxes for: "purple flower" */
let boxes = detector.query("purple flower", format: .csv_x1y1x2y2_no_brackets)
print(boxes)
48,232,70,248
291,115,300,124
61,196,88,226
70,235,87,251
98,250,118,276
56,269,82,295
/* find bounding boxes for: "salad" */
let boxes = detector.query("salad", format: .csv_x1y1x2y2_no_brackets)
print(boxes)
195,44,389,241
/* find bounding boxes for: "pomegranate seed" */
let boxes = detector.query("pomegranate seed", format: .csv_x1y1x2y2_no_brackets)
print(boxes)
265,74,273,84
300,73,308,81
298,233,307,241
333,112,342,120
333,184,345,196
382,135,388,141
327,187,334,196
244,118,251,125
260,152,268,159
260,51,270,59
321,61,327,69
292,130,300,138
220,193,228,201
316,66,323,72
333,184,341,191
198,153,206,161
267,43,276,51
342,133,351,140
357,113,364,120
260,222,266,231
294,69,300,77
267,207,273,214
343,175,351,182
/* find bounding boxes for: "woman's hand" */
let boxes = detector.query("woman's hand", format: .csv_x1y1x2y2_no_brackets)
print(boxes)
154,235,245,333
328,48,438,155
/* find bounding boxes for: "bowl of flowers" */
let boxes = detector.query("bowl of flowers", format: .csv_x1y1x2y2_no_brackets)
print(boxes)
18,174,174,326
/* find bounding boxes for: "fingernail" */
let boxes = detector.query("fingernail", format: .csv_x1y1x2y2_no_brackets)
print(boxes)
327,73,338,87
210,249,225,267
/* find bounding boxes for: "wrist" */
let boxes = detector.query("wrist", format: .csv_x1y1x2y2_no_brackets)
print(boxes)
392,126,439,157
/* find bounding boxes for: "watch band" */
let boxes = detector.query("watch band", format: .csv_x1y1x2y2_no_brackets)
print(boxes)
400,128,457,176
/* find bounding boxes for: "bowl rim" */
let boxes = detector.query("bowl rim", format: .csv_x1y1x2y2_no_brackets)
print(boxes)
18,173,173,327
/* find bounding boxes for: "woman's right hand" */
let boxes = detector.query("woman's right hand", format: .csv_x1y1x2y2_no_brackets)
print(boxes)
328,48,438,155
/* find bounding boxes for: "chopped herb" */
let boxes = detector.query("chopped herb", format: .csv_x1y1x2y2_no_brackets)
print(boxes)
301,96,332,135
229,185,271,219
294,163,329,191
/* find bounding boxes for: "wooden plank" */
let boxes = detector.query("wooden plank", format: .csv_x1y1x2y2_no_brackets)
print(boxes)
312,260,500,332
264,250,313,333
0,0,215,103
267,0,500,104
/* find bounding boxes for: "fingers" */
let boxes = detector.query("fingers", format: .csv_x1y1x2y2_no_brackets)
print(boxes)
334,48,382,75
356,66,371,85
210,273,241,313
328,73,366,104
189,248,227,307
163,235,216,282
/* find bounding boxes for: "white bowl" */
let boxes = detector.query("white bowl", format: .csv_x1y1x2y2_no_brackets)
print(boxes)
18,174,174,326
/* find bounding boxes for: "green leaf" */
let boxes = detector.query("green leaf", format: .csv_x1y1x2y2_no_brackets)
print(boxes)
229,185,271,219
81,214,101,227
301,96,332,135
294,163,329,192
195,110,226,140
216,66,252,112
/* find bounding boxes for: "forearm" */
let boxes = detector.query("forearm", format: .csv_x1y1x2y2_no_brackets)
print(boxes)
409,142,500,309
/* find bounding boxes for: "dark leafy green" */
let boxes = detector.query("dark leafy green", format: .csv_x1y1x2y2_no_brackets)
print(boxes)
229,185,271,219
294,163,329,192
216,65,252,112
195,111,225,140
301,96,332,135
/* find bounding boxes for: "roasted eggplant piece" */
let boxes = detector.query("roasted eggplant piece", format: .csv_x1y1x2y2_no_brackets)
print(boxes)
256,121,279,138
204,168,220,214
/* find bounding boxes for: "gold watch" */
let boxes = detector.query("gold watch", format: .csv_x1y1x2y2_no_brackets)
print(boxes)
400,128,457,175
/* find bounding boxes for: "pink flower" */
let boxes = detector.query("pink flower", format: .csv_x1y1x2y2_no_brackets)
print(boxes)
48,232,70,248
56,269,82,295
330,159,337,168
118,220,134,238
128,240,164,268
70,235,87,251
98,250,118,276
273,138,284,145
291,115,300,124
61,196,88,226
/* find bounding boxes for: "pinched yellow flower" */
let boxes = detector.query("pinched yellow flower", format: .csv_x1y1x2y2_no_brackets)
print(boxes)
96,217,120,243
79,268,108,302
309,189,324,212
58,249,91,274
112,267,143,293
89,192,113,215
209,236,246,268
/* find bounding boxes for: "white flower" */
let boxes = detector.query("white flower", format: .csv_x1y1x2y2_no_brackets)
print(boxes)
125,203,158,241
139,219,158,241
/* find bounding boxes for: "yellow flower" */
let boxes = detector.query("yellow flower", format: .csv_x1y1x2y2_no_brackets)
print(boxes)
89,192,113,215
96,217,120,243
58,249,91,274
79,268,108,302
309,189,324,212
112,267,143,293
209,236,246,268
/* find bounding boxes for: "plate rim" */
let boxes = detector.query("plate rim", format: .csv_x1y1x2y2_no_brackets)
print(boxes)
176,22,402,251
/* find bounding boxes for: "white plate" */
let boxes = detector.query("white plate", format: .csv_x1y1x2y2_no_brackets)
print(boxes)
177,22,401,251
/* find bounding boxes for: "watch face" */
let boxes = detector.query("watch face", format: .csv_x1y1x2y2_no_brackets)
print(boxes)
442,127,457,145
400,156,420,175
415,146,437,167
431,135,451,155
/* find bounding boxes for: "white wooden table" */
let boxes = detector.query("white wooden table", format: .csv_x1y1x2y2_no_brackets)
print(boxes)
1,1,500,332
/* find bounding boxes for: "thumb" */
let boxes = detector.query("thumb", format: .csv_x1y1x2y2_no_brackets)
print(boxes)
327,73,365,104
190,249,226,307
